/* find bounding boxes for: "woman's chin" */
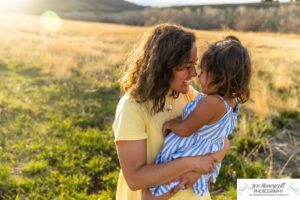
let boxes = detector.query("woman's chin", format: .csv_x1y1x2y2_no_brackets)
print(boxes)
180,87,190,94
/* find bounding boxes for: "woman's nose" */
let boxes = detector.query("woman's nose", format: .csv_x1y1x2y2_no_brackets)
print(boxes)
190,67,197,77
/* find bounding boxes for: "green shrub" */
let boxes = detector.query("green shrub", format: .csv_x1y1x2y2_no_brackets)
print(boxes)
23,160,48,176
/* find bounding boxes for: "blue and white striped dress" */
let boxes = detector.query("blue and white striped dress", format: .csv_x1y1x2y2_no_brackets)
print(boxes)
149,93,239,197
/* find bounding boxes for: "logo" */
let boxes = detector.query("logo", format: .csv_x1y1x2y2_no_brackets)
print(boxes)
237,179,300,200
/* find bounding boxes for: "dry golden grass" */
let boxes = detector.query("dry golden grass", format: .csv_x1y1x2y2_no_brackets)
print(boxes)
0,11,299,118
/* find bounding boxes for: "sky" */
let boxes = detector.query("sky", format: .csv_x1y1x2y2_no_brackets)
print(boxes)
125,0,289,7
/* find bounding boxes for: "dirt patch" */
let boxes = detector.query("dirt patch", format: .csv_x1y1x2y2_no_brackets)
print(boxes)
268,119,300,178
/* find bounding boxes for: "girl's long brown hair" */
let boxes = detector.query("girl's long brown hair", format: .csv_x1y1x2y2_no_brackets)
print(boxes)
200,35,252,103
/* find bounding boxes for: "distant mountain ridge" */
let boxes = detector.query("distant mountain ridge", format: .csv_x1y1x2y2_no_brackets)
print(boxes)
4,0,144,14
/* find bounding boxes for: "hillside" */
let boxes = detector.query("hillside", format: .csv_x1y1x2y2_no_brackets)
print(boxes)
2,1,300,34
2,0,144,14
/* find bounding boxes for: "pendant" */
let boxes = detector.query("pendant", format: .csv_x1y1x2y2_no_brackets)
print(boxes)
166,104,173,113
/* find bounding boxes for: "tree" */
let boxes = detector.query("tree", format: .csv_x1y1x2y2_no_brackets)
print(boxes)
261,0,278,2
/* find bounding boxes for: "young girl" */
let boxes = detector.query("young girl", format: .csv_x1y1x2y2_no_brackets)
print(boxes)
149,35,252,197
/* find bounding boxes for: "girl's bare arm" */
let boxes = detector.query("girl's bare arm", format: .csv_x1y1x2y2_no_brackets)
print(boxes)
163,95,227,137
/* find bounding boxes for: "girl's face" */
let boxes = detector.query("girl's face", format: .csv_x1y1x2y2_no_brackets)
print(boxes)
169,45,198,94
198,66,217,95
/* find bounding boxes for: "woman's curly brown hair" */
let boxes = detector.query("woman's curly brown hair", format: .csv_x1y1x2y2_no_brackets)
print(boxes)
120,24,196,114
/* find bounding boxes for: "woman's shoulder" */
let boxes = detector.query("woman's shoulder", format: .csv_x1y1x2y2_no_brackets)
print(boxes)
117,93,136,107
118,93,132,104
116,93,147,113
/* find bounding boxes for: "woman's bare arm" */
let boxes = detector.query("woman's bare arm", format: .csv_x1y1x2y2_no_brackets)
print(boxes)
116,139,215,191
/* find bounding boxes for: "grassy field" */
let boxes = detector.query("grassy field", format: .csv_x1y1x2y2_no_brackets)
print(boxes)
0,12,299,199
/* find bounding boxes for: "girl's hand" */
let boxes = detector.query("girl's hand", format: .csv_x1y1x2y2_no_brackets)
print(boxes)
173,171,201,193
162,121,171,136
162,117,182,137
142,189,176,200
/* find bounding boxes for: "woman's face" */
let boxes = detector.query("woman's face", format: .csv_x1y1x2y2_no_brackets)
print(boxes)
169,45,198,94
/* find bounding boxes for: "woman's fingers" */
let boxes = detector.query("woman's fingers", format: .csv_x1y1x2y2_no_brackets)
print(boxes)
195,155,215,174
164,178,176,185
173,179,188,193
172,170,201,193
209,155,216,173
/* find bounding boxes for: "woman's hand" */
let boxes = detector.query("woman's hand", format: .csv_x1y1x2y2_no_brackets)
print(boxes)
142,171,201,200
189,155,215,175
172,171,201,193
142,189,176,200
210,139,231,164
188,139,230,176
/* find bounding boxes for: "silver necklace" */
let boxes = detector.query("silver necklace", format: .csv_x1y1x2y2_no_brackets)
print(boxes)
166,104,173,113
165,97,174,113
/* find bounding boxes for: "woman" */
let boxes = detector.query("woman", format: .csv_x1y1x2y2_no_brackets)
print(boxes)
113,24,230,200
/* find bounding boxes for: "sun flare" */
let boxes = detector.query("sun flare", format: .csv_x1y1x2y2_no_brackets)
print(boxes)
40,11,62,32
0,0,29,10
